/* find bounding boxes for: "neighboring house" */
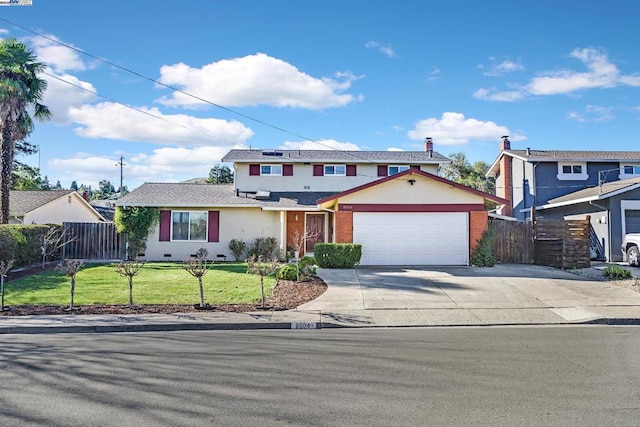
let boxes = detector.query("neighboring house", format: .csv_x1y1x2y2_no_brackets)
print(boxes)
90,199,116,221
8,190,107,225
486,137,640,261
116,140,505,265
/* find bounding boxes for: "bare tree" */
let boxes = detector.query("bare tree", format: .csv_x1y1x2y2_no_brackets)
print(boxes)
246,255,280,309
183,248,210,308
290,228,319,259
114,260,145,308
56,260,84,311
0,259,14,311
41,226,77,268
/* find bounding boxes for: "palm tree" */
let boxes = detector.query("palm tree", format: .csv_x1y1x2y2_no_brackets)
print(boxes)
0,38,50,223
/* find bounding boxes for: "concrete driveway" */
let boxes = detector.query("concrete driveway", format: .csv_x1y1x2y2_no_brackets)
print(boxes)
298,264,640,326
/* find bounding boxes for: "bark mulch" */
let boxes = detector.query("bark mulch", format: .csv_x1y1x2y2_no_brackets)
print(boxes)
1,274,327,316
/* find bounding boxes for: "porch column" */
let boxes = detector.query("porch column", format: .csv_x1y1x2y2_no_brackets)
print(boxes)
279,211,286,253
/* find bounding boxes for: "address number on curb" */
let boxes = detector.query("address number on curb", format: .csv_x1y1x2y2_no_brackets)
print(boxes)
291,322,317,329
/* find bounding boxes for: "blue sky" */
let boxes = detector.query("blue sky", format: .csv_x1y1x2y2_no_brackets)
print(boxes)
2,0,640,190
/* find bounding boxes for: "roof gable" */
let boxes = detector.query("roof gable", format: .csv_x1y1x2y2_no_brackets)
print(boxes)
9,190,75,216
318,169,507,208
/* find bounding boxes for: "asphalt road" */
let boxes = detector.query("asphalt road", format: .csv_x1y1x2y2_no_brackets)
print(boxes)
1,327,640,426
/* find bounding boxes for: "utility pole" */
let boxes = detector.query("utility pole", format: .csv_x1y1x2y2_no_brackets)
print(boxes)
116,156,125,195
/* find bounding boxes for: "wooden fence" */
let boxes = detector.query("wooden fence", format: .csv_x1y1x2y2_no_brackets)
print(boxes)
62,222,127,260
489,216,590,269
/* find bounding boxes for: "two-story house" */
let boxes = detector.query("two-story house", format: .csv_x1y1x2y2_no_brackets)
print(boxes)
487,137,640,261
117,140,505,265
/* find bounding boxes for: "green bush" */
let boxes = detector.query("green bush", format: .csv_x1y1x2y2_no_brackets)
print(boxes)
603,265,632,279
0,225,51,268
278,264,298,280
314,243,362,268
299,256,317,277
470,229,496,267
247,237,280,259
228,238,247,261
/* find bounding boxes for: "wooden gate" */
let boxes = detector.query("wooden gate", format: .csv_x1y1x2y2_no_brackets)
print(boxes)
62,222,127,260
489,220,534,264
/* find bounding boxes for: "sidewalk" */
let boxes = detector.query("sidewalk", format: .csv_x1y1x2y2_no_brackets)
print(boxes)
1,265,640,334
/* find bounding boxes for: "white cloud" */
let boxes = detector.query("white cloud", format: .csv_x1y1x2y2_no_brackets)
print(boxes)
365,41,396,58
49,146,234,189
280,139,360,151
41,69,97,123
567,105,614,122
157,53,362,109
473,88,525,102
480,57,524,77
68,102,254,146
386,147,404,151
426,67,440,82
27,34,89,73
407,112,526,145
475,47,640,102
0,29,9,35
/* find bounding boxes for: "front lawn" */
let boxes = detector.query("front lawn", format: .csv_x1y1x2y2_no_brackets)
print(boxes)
4,262,275,306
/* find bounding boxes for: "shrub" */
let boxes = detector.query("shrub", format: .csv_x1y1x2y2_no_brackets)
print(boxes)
247,237,280,259
299,256,317,277
314,243,362,268
470,229,496,267
229,239,247,261
0,225,51,268
278,264,298,280
114,207,159,260
603,265,632,279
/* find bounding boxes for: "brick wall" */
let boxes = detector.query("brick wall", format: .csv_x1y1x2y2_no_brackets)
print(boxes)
335,210,353,243
469,210,488,254
498,155,513,216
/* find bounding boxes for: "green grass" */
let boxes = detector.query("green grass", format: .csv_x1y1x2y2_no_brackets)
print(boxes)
4,262,276,306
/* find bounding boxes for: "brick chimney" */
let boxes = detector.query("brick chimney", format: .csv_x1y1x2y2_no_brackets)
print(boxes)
499,135,511,152
82,191,90,202
425,137,433,158
497,136,513,216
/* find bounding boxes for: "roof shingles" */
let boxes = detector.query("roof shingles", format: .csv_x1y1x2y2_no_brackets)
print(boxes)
9,190,75,216
221,149,449,163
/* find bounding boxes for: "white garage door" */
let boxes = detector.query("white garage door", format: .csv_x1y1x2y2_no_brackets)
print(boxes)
353,212,469,265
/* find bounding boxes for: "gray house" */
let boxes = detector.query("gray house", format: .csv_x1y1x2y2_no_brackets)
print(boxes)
486,137,640,261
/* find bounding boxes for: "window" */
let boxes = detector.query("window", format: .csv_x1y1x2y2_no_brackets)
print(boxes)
172,211,207,241
388,165,410,175
557,162,588,180
621,164,640,179
324,164,346,176
260,164,282,176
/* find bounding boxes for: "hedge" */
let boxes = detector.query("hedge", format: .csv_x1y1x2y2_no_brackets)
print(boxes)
0,225,53,268
314,243,362,268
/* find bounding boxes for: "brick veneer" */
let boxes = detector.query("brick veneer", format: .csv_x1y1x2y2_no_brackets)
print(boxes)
335,210,353,243
469,210,488,254
498,154,512,216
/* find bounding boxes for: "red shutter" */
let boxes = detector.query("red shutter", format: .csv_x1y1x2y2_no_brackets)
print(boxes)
313,165,324,176
377,165,388,176
159,210,171,241
249,164,260,176
410,165,420,170
346,164,357,176
208,211,220,242
283,164,293,176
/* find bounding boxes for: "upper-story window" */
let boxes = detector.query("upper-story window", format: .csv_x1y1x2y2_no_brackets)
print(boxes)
324,164,346,176
620,164,640,179
388,165,410,175
557,162,588,180
260,164,282,176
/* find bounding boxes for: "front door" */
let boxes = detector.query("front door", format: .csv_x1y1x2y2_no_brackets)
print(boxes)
305,214,325,253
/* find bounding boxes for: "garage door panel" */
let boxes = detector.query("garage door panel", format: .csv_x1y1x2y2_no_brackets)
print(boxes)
353,212,468,265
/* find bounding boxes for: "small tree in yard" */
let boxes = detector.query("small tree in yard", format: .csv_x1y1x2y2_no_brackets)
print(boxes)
41,226,77,268
246,255,280,309
229,238,247,261
114,260,145,308
56,260,84,311
183,248,210,308
0,259,14,311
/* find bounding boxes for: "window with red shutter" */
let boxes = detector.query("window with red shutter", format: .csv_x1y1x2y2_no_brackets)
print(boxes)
208,211,220,242
249,164,260,176
313,165,324,176
159,210,171,241
377,165,388,176
346,164,357,176
283,164,293,176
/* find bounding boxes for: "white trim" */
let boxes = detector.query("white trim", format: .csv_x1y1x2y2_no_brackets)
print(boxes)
260,164,282,176
170,210,208,242
323,164,346,176
532,181,640,211
621,200,640,237
557,162,588,181
388,165,410,175
618,163,640,180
